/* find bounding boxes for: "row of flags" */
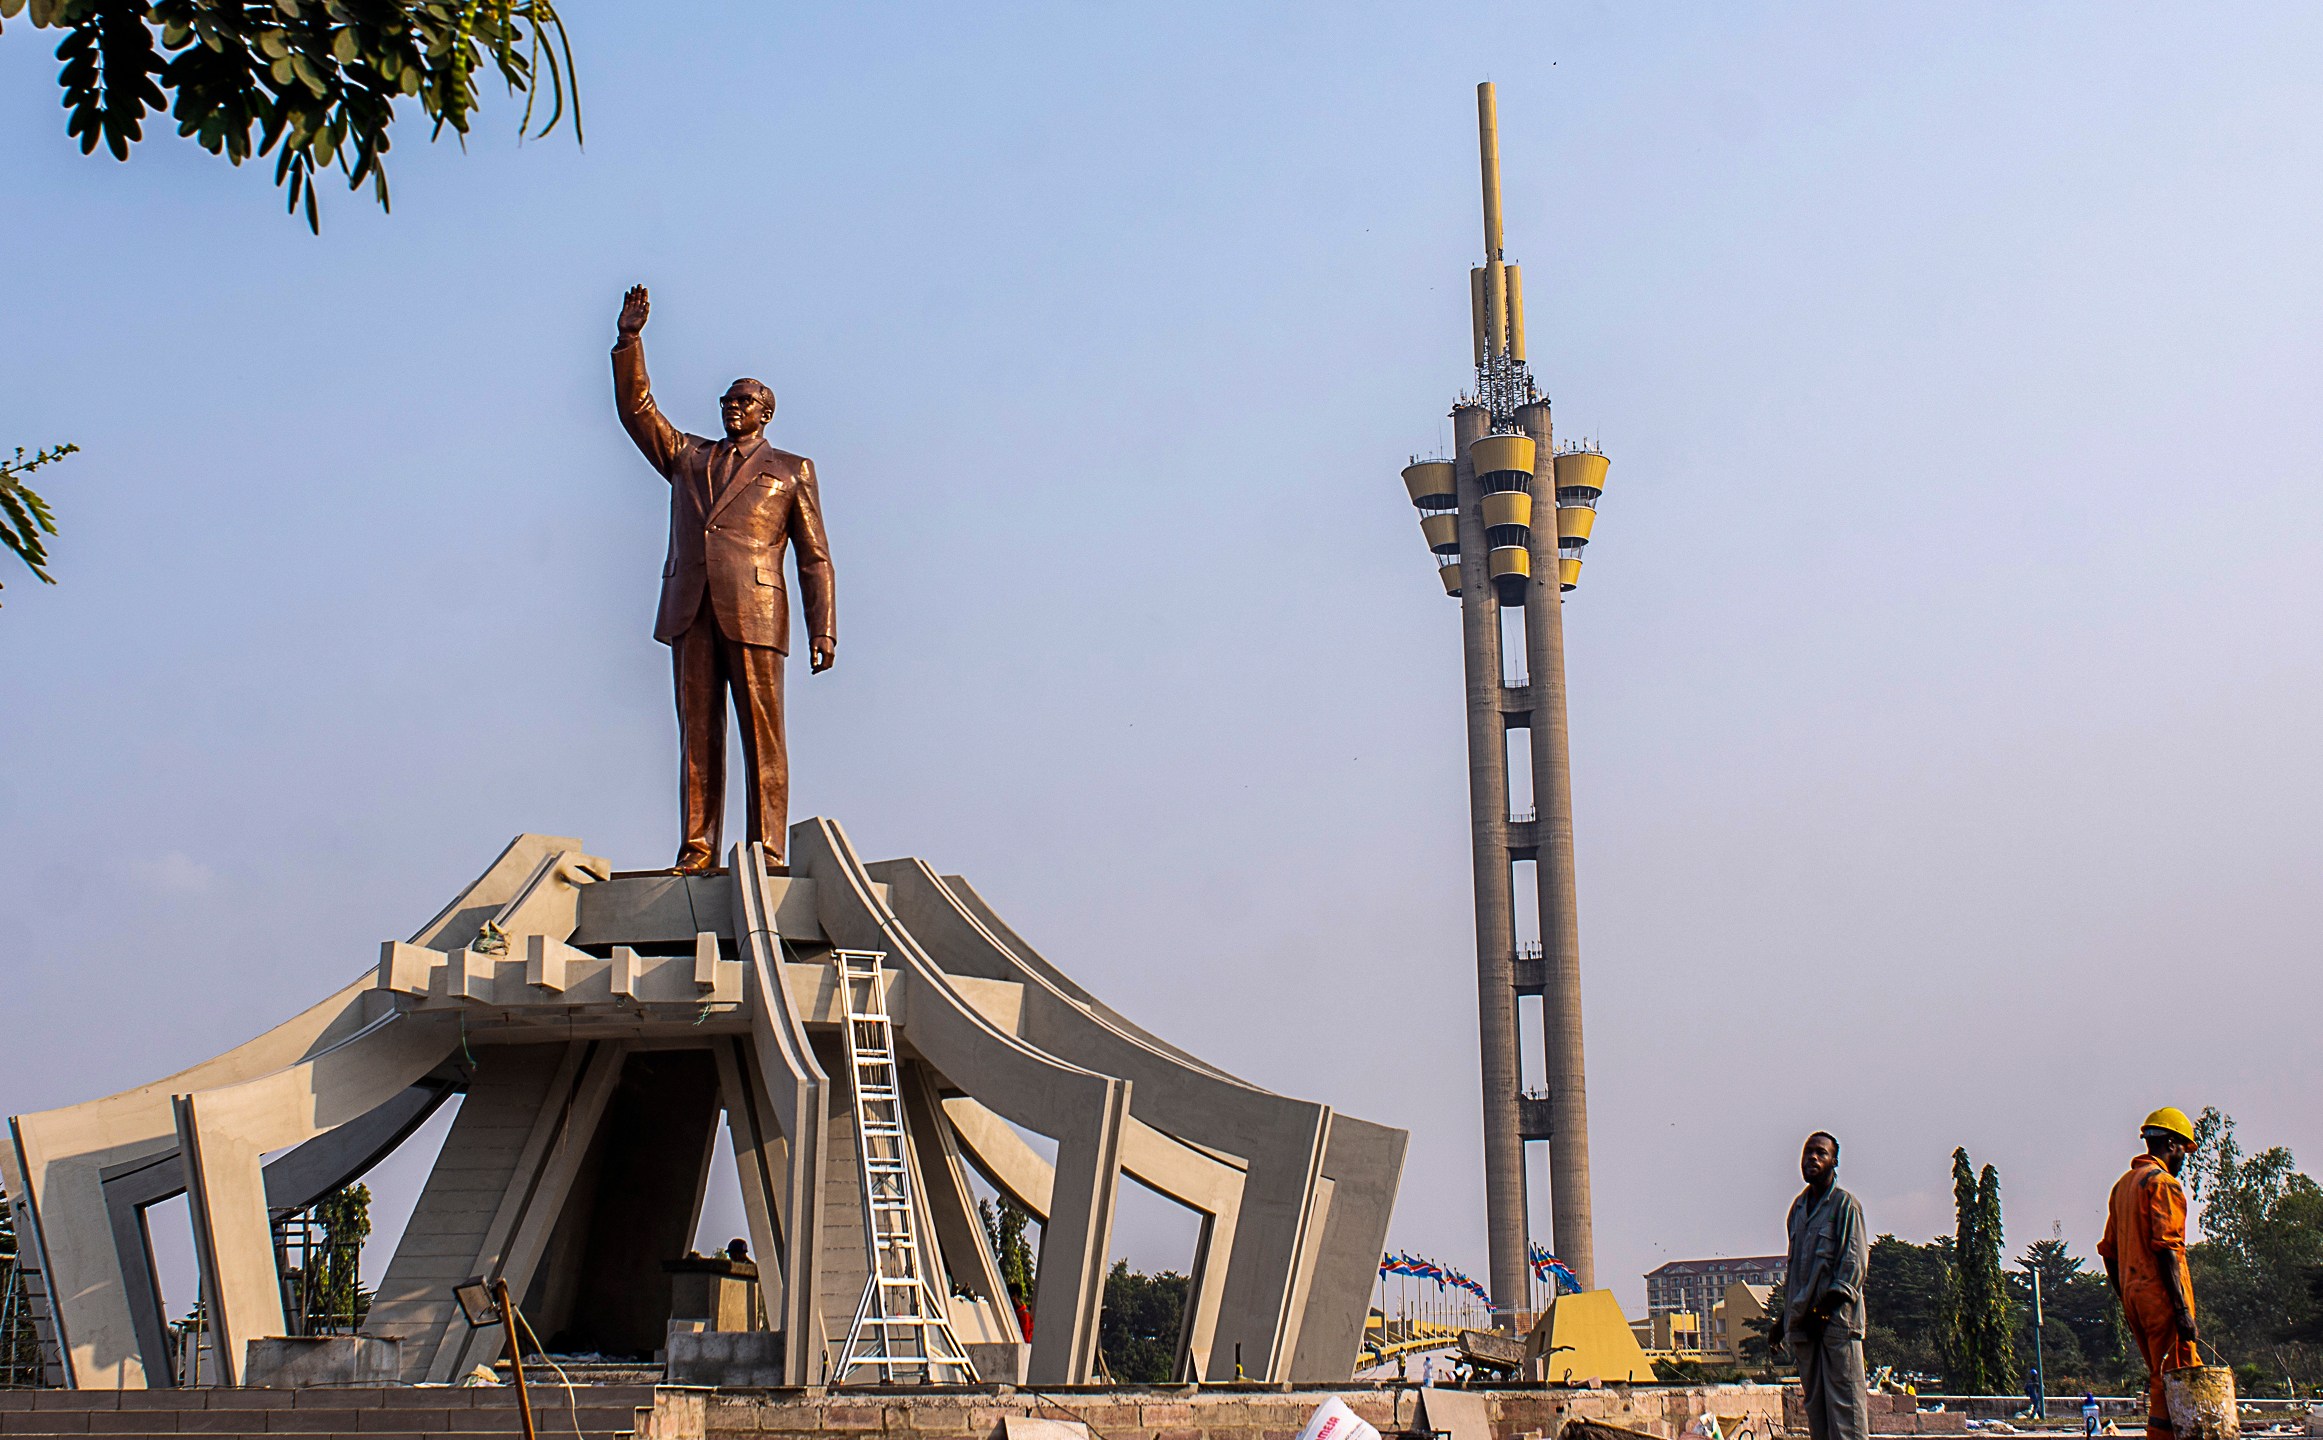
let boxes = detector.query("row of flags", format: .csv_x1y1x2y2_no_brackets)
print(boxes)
1529,1241,1581,1295
1377,1251,1492,1305
1377,1244,1582,1301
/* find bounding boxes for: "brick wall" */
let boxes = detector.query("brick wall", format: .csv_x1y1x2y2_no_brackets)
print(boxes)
700,1384,1797,1440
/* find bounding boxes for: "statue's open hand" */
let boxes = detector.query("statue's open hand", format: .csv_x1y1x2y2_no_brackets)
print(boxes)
618,284,650,336
811,640,836,673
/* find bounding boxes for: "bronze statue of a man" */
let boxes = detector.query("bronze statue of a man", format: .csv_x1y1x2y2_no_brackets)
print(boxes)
612,285,835,871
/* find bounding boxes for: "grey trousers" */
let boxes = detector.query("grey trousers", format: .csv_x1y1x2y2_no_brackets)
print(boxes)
1793,1324,1869,1440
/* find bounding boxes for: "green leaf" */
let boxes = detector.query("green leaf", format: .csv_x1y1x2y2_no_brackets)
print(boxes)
40,0,583,232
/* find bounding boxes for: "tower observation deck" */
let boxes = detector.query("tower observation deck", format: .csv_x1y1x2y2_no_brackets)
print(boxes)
1397,82,1622,1325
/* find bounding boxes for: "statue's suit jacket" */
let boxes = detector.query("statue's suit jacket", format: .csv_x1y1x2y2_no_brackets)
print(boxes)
613,335,835,654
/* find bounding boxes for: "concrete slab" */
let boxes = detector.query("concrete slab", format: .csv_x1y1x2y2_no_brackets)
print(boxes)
664,1331,786,1388
241,1337,402,1389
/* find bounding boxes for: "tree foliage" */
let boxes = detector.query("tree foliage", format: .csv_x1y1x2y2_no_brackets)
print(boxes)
2009,1236,2129,1395
312,1184,370,1330
1098,1261,1186,1383
1864,1234,1953,1382
1872,1230,2137,1395
979,1197,1037,1305
1,443,75,604
1944,1147,2020,1396
2181,1109,2323,1395
0,0,578,231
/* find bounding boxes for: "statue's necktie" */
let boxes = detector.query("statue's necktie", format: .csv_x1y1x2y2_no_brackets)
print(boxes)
709,441,735,504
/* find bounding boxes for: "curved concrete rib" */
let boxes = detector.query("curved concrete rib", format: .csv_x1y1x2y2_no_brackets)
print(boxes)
259,1079,457,1218
1290,1114,1406,1380
1117,1121,1245,1383
941,1096,1053,1219
869,858,1328,1381
898,1066,1017,1348
91,1077,455,1386
933,873,1254,1086
791,817,1128,1386
729,841,829,1385
3,982,378,1389
938,874,1240,1083
944,1097,1246,1381
174,1011,460,1385
0,833,572,1389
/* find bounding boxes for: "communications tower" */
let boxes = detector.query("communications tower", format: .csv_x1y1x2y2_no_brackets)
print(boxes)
1399,82,1614,1323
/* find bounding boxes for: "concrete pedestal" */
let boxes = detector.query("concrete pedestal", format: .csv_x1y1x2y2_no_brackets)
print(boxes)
665,1330,786,1388
239,1336,401,1388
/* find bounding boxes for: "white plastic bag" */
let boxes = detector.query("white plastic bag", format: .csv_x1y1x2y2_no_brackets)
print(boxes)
1295,1396,1382,1440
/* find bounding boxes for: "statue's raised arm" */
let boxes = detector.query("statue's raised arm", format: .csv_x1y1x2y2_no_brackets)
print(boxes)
611,283,685,476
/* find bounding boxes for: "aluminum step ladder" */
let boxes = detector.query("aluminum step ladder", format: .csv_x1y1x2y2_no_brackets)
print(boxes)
831,950,979,1385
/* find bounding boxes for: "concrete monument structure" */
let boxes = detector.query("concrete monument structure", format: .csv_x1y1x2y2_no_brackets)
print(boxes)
2,821,1405,1390
1396,83,1620,1321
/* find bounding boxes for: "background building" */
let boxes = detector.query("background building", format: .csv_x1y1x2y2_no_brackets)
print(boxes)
1644,1256,1786,1319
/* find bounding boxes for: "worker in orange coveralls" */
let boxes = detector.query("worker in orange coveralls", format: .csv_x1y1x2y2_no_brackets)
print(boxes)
2098,1107,2201,1438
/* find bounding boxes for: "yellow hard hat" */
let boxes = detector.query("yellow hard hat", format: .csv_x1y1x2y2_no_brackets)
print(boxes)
2142,1107,2196,1143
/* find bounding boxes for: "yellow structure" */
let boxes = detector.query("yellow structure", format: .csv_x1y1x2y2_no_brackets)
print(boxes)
1403,460,1456,507
1469,433,1536,480
1550,446,1609,593
1709,1282,1775,1362
1630,1308,1705,1355
1526,1290,1656,1384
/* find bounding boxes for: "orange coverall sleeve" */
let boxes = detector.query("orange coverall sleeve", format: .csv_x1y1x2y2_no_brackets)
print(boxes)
2145,1171,2186,1253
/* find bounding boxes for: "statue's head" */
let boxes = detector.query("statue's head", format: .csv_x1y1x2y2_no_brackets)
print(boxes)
721,379,775,440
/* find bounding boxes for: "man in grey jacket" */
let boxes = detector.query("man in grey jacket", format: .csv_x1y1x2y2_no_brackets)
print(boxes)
1770,1132,1870,1440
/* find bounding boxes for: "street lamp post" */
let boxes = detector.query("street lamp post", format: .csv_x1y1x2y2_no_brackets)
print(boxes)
2029,1262,2047,1420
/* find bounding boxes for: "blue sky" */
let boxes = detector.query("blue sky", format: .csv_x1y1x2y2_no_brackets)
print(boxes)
6,3,2323,1318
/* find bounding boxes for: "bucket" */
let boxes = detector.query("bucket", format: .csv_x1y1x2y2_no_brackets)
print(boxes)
2163,1364,2238,1440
